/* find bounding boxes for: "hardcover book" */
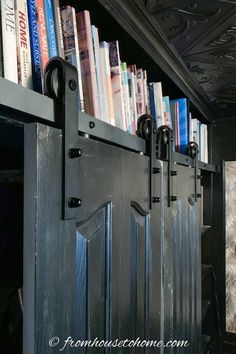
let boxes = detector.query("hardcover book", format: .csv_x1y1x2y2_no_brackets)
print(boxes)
99,41,115,125
109,40,126,130
16,0,33,89
36,0,49,73
192,118,200,159
154,82,165,128
170,101,180,151
91,25,104,121
121,62,132,132
52,0,64,58
44,0,58,58
77,10,100,119
27,0,42,92
127,67,137,134
171,98,188,154
136,68,145,116
61,6,84,112
0,6,4,77
143,70,148,114
149,83,157,122
163,96,172,128
1,0,18,83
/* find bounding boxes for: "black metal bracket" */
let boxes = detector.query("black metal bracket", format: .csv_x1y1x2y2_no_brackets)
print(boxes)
187,141,199,202
157,125,176,207
137,114,160,210
44,57,81,220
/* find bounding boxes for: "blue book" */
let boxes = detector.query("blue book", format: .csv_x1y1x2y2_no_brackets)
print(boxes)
44,0,58,58
27,0,42,93
163,96,172,129
171,98,188,154
149,83,156,121
91,25,104,121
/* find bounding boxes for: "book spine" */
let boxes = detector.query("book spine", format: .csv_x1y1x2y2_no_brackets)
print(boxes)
16,0,33,89
61,6,84,112
154,82,165,127
36,0,49,72
205,124,208,163
127,68,136,134
163,96,172,128
27,0,42,92
121,62,131,132
77,10,100,119
136,68,144,116
176,102,180,152
0,6,4,76
149,84,155,118
109,40,126,130
143,69,148,114
1,0,18,83
44,0,58,58
130,71,138,133
178,99,188,154
100,41,115,125
91,25,104,120
52,0,64,59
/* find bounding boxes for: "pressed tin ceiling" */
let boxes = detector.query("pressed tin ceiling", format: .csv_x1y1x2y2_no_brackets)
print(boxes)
143,0,236,118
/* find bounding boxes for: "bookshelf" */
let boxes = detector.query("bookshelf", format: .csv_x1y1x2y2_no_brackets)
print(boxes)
0,1,221,354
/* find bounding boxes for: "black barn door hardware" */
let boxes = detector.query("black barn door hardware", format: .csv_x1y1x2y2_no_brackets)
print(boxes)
156,125,176,207
187,141,199,202
44,57,81,220
137,114,160,210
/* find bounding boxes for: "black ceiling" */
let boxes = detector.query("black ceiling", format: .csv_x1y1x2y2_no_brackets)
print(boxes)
143,0,236,118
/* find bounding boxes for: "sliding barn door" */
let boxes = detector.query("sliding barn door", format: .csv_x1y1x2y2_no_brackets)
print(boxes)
23,123,162,354
162,162,201,353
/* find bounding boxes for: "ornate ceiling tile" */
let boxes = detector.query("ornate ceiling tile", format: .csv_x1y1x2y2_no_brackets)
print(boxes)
143,0,236,117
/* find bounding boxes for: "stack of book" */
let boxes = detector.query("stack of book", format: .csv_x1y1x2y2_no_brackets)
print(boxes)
0,3,208,162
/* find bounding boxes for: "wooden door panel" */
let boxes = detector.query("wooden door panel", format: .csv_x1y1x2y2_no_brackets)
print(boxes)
162,162,201,354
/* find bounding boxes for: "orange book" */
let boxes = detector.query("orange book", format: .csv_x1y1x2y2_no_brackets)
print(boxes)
76,11,100,119
36,0,49,72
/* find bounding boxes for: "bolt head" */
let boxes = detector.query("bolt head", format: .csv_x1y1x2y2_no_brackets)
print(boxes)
69,79,77,91
68,197,81,208
89,121,95,129
68,148,82,159
153,167,161,174
152,197,160,203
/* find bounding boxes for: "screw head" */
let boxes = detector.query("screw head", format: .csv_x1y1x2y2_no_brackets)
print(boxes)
68,197,81,208
170,196,178,202
69,79,77,91
68,148,82,159
152,197,160,203
89,121,95,129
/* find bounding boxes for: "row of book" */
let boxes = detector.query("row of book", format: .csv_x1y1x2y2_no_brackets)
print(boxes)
0,2,208,162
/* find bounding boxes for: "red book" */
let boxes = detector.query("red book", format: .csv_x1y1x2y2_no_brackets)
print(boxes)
36,0,49,72
76,11,100,119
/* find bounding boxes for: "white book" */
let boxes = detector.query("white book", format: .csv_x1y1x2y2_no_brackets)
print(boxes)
100,41,115,125
192,118,200,159
189,112,193,141
204,124,208,163
154,82,165,127
1,0,18,83
200,123,205,162
16,0,32,88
